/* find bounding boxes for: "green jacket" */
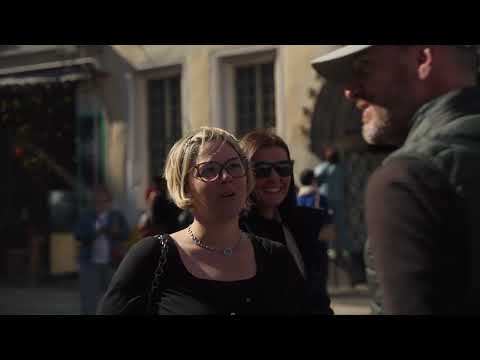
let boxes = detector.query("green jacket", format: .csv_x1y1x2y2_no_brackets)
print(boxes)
367,86,480,314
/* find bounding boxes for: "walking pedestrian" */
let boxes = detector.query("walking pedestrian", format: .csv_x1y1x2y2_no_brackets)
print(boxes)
74,185,129,314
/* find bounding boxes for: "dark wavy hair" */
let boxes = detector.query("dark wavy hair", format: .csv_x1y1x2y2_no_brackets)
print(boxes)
300,169,315,186
239,128,297,219
323,145,340,164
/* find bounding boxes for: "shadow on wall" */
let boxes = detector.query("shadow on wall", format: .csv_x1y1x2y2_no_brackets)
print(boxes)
309,81,362,158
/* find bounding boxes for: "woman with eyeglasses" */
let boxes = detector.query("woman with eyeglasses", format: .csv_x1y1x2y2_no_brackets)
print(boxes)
240,129,333,315
98,127,306,315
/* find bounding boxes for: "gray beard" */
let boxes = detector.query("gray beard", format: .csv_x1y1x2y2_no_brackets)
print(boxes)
362,122,405,147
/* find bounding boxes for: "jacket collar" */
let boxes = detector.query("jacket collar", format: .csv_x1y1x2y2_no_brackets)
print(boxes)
406,86,480,144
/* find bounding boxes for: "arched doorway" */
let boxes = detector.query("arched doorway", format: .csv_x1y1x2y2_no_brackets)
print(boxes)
310,80,363,157
309,82,396,286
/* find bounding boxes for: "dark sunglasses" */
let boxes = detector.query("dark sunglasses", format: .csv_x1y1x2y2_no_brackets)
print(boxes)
254,161,294,179
191,158,247,183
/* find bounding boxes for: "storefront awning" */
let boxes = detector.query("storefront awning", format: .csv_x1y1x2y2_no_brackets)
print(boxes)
0,57,102,86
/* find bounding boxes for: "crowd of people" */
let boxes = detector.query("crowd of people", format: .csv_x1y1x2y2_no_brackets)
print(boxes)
73,45,480,315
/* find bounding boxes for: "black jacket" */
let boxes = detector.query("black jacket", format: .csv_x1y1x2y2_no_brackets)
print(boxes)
241,206,333,315
367,87,480,314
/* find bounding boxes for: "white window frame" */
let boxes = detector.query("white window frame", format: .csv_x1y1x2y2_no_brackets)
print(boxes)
211,46,284,136
137,65,184,183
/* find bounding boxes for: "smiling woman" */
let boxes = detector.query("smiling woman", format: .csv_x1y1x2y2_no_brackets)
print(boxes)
240,128,334,315
98,127,307,315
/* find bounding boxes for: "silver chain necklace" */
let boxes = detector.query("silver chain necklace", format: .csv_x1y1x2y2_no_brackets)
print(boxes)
187,226,243,257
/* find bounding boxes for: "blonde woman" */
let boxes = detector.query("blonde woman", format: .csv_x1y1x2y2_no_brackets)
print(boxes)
98,127,306,315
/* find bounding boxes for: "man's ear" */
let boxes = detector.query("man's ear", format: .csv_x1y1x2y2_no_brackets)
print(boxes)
417,47,434,81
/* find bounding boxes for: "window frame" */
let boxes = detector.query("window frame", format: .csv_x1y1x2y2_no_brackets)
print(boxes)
211,46,283,137
140,65,183,181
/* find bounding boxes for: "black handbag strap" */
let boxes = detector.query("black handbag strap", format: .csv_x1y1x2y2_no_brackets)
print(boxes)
146,234,170,315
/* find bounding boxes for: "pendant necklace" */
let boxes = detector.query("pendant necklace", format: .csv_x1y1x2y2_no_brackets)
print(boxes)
187,227,243,257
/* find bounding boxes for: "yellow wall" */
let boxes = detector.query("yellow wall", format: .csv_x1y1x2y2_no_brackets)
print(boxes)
98,46,134,206
185,47,213,130
281,45,340,179
108,45,345,214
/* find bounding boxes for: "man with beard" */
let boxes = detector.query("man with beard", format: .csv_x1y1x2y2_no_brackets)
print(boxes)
312,45,480,314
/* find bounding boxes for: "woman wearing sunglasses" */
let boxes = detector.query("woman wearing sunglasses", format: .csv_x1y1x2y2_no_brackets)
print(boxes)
240,129,333,315
98,127,306,315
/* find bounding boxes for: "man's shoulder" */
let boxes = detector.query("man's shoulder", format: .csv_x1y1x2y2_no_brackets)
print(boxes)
375,157,427,176
369,157,453,196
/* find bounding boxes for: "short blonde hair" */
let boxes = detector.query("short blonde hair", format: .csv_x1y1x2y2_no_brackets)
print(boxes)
164,127,255,210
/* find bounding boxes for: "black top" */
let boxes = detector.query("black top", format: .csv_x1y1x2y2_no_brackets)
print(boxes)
366,158,467,314
241,207,333,315
98,234,307,315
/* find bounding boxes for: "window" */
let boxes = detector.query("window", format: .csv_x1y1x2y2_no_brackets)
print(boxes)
213,48,278,137
148,75,182,178
235,62,276,136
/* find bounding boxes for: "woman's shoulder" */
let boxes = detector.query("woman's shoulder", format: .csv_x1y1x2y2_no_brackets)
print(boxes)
292,206,323,221
122,235,167,268
130,235,161,252
249,233,287,255
241,210,280,230
286,207,325,239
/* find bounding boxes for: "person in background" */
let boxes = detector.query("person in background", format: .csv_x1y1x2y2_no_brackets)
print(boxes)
240,129,333,315
137,181,160,238
344,148,396,289
314,145,353,281
98,127,306,315
297,168,335,244
297,169,329,211
151,177,182,234
74,185,129,315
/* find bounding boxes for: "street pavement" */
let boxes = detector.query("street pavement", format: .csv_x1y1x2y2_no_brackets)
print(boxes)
328,264,372,315
0,276,81,315
329,285,371,315
0,270,371,315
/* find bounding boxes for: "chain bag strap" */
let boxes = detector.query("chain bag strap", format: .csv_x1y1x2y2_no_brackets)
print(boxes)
146,234,169,315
